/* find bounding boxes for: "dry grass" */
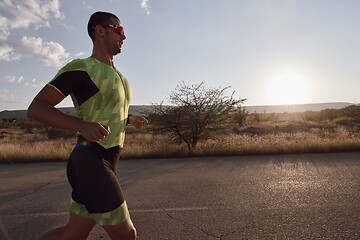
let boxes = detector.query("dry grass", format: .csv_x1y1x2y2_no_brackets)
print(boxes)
1,120,360,163
123,124,360,159
0,129,74,162
194,128,360,156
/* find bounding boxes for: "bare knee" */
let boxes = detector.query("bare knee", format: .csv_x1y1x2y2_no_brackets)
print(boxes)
121,226,136,240
107,226,136,240
128,227,137,240
104,221,137,240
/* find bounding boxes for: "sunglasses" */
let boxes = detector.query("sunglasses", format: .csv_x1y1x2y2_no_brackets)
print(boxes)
100,25,125,35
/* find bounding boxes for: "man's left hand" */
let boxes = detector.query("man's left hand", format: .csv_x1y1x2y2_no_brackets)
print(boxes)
128,115,148,129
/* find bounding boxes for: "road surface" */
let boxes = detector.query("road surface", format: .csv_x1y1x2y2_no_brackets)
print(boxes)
0,152,359,239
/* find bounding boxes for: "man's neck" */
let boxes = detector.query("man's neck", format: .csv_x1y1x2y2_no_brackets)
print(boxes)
91,50,114,68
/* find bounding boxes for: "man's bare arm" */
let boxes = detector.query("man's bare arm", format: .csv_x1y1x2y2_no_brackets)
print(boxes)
27,85,110,142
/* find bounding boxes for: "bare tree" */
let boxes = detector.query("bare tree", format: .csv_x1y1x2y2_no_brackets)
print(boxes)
148,81,246,150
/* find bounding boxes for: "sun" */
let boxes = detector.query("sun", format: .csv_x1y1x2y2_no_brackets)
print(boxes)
266,72,310,105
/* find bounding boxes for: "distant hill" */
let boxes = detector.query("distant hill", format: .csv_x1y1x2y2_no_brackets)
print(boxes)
0,102,356,119
244,102,355,114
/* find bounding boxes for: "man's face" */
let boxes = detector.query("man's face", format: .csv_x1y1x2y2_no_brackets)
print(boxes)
104,17,126,55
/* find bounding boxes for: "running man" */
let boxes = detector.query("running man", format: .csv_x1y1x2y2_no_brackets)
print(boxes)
27,11,147,240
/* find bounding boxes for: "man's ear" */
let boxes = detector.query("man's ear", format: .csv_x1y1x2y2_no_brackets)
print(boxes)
94,25,105,38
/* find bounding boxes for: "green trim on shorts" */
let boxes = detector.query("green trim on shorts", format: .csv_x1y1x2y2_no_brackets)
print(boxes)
70,198,130,226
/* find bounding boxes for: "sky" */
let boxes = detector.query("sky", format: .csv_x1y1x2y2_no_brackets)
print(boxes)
1,0,360,111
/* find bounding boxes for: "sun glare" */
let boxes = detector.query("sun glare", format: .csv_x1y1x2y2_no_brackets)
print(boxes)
266,72,310,105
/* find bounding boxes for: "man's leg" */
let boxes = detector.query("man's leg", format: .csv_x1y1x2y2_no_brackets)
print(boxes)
102,217,136,240
39,211,96,240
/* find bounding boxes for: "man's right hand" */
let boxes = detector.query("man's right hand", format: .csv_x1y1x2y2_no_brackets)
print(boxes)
79,122,111,142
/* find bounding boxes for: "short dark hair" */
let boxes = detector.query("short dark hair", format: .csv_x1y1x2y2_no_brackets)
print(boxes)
87,11,119,41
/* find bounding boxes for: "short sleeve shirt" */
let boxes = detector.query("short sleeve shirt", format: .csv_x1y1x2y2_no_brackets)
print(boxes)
48,57,132,148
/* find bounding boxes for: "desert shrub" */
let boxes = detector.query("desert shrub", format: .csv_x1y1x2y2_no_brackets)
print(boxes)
232,107,248,126
302,105,360,123
149,82,245,150
249,112,261,124
334,117,360,133
340,105,360,120
16,119,46,132
46,128,76,139
0,119,14,128
302,110,338,122
0,119,46,132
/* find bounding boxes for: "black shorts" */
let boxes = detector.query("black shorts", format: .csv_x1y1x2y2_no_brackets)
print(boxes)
66,135,129,225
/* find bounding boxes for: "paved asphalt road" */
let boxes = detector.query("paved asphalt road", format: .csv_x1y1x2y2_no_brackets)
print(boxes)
0,152,359,240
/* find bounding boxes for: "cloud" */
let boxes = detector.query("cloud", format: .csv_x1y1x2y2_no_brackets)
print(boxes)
140,0,151,15
74,52,87,58
0,36,72,67
0,45,22,61
0,30,10,43
25,78,46,88
0,0,74,67
0,0,64,31
3,75,24,83
0,91,30,104
2,75,46,88
17,36,70,67
0,16,9,32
